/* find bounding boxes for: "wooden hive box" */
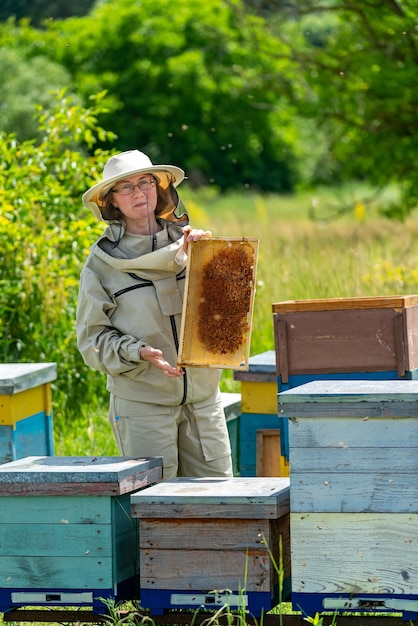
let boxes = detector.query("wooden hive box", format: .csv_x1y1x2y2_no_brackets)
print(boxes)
131,477,291,617
273,295,418,463
0,455,162,614
273,295,418,382
177,237,258,370
233,351,289,477
0,363,57,463
279,379,418,620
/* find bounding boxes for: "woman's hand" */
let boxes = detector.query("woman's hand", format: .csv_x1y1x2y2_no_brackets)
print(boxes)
183,225,212,254
140,345,184,377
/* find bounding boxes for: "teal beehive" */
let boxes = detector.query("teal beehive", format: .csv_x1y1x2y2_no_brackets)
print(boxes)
0,455,162,614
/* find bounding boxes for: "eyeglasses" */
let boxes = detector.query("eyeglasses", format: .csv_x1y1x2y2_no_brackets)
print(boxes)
111,178,156,195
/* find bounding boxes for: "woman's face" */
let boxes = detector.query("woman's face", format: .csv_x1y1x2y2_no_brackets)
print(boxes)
110,173,158,230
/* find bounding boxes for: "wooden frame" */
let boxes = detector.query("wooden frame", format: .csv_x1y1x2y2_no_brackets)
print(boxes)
177,237,259,370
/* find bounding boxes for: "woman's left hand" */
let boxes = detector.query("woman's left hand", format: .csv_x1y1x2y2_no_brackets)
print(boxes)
183,226,212,254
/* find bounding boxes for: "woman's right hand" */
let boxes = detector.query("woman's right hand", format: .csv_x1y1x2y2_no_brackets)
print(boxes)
140,345,184,377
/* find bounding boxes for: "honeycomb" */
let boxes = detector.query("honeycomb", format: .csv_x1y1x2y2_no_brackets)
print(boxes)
177,237,258,370
197,243,253,354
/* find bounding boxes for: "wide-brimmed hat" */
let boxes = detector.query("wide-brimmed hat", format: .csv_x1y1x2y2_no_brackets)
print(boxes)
82,149,185,220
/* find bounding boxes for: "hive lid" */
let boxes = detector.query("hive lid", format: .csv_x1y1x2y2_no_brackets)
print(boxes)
0,363,57,394
0,456,163,496
131,476,290,519
278,379,418,417
272,294,418,313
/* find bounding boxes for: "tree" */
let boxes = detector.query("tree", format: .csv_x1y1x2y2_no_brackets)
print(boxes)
0,0,95,24
248,0,418,217
0,47,78,140
0,0,303,192
0,90,116,416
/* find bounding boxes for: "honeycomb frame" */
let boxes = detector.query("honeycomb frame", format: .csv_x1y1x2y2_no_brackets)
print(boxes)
177,237,259,370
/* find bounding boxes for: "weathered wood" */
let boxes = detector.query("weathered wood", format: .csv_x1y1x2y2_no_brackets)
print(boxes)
131,477,289,519
0,456,162,496
272,295,418,312
272,297,418,376
291,512,418,595
132,477,290,616
256,429,282,477
139,518,272,550
140,548,273,591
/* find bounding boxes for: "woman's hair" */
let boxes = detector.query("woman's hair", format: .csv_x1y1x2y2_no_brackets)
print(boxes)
100,174,183,223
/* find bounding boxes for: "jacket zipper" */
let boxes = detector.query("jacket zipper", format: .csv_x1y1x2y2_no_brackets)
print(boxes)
170,315,187,405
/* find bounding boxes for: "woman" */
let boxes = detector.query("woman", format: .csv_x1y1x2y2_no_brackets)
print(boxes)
77,149,233,479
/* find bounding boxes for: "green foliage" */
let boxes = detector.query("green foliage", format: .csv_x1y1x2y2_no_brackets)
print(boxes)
0,47,78,141
0,0,301,193
272,1,418,217
0,90,116,418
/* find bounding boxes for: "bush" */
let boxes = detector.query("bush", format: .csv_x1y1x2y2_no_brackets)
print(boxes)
0,90,116,419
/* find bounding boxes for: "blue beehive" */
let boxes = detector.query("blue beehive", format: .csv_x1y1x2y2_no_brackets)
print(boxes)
0,363,56,463
0,455,162,614
234,351,288,477
279,379,418,621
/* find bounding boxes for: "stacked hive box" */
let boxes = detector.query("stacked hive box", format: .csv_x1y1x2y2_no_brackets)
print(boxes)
0,455,162,614
279,380,418,621
273,295,418,461
234,351,289,477
131,476,291,616
0,363,56,463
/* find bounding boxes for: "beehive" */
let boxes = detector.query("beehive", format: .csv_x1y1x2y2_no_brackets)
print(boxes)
0,455,162,613
234,351,289,477
0,362,56,463
273,295,418,461
177,237,258,370
279,379,418,620
131,476,291,617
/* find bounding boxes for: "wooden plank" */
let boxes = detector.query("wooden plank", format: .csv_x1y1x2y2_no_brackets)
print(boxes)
131,477,290,519
0,495,111,524
0,556,113,588
290,471,418,513
256,429,282,477
0,456,162,496
274,309,403,375
404,305,418,370
0,523,112,557
290,512,418,595
140,548,274,591
139,519,272,550
177,237,258,370
272,295,418,312
288,415,418,447
290,446,418,472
